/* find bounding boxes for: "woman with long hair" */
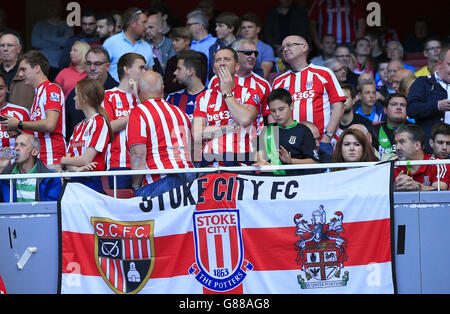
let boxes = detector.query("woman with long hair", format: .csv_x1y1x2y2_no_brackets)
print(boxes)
332,128,378,163
54,41,90,97
60,78,114,193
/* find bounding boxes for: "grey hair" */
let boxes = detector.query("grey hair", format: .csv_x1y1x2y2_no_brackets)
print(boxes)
231,38,256,51
324,58,343,69
387,40,404,53
186,10,208,30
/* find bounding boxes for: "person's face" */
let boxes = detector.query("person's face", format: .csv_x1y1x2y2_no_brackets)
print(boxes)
322,36,336,55
395,132,417,161
186,18,202,35
213,49,238,76
240,21,259,40
81,16,97,36
236,42,258,72
215,23,233,40
385,97,407,124
335,47,351,67
0,77,7,106
281,36,307,63
145,15,162,41
430,134,450,159
96,19,113,39
17,60,37,87
126,58,146,81
341,134,363,162
355,39,370,57
387,62,401,85
424,40,441,62
69,45,82,65
113,14,123,33
391,71,405,92
132,13,148,36
13,134,38,165
387,44,403,60
0,35,21,63
85,52,110,81
330,61,347,82
172,37,191,53
359,84,376,107
174,59,190,85
414,21,428,40
378,62,389,82
269,100,293,127
74,87,83,110
437,50,450,83
343,88,353,113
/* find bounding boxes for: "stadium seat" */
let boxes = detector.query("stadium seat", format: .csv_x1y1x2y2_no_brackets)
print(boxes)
101,176,135,199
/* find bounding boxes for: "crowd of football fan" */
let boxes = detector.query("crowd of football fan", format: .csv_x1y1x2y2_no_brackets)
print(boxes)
0,0,449,202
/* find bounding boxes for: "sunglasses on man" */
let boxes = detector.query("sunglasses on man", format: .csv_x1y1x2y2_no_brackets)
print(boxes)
237,50,259,57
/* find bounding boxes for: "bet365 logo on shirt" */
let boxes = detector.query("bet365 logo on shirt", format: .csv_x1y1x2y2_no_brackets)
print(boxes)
292,91,315,102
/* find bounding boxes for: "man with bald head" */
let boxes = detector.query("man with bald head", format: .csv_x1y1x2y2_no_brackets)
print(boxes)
126,70,195,197
392,69,415,93
0,33,34,109
272,35,345,146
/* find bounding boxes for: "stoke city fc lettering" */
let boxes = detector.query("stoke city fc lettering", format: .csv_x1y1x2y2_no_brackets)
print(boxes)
189,209,253,292
294,205,349,289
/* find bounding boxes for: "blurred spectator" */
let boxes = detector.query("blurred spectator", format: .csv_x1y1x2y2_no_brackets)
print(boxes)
353,38,374,76
65,46,118,142
430,122,450,159
354,80,386,123
391,69,415,93
386,41,416,73
415,37,442,77
149,2,182,37
394,124,449,191
380,60,403,99
374,57,390,90
0,73,30,151
128,70,195,197
364,30,387,66
103,8,154,83
332,128,378,163
373,93,411,160
31,0,73,80
167,50,206,122
54,41,89,97
111,11,123,34
301,120,332,164
103,53,146,189
309,0,365,50
403,18,438,54
192,47,260,166
273,35,345,144
310,34,336,67
144,12,175,75
0,51,66,171
197,0,220,36
61,78,113,194
398,75,416,97
263,0,309,51
58,9,102,70
187,9,216,73
0,33,34,110
96,13,116,43
429,122,450,159
208,12,240,79
407,47,450,153
324,58,347,86
0,133,62,202
240,13,275,80
334,44,359,90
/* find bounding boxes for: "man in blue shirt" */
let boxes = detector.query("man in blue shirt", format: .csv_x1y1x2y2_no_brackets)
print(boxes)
103,7,154,82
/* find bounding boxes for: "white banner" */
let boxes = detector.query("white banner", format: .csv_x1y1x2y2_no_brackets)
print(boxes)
59,163,395,294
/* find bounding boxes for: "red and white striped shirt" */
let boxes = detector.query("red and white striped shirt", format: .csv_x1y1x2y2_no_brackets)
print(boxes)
126,98,194,185
102,87,138,169
67,114,110,171
30,81,66,165
193,85,260,156
209,72,272,132
309,0,364,44
0,103,30,149
272,64,346,136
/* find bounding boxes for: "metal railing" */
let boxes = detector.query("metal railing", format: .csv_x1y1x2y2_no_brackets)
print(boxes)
0,159,449,201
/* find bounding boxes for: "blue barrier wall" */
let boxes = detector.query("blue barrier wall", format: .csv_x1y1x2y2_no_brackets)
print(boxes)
1,191,450,294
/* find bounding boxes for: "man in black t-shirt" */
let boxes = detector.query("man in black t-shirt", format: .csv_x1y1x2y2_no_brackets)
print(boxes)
253,88,318,175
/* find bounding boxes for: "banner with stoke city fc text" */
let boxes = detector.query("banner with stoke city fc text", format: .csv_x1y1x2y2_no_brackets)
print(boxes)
58,163,395,294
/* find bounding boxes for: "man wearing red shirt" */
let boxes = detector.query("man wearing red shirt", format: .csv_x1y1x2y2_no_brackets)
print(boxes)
273,35,345,146
394,124,449,191
127,70,195,197
0,51,66,171
192,47,260,166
